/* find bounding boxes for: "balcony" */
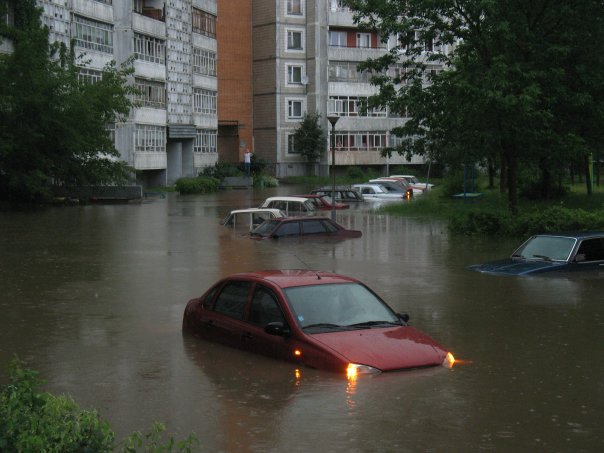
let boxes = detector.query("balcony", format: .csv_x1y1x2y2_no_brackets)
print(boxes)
134,1,165,22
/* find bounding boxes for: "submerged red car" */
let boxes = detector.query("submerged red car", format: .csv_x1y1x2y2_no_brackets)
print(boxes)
182,270,454,377
250,216,362,239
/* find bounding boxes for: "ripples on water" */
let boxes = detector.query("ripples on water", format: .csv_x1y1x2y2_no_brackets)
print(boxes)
0,190,603,452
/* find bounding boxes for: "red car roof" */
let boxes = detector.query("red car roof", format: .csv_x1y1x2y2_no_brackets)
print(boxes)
229,269,359,288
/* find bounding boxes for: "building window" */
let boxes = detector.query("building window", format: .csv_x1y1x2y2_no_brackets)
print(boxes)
134,78,166,109
193,48,217,76
287,65,303,84
287,0,302,16
194,129,217,153
193,88,217,116
287,30,303,50
72,15,113,54
287,134,300,154
135,124,166,153
330,131,388,151
328,61,371,83
192,8,216,38
329,31,347,47
356,33,371,48
287,99,303,119
134,33,165,64
328,96,386,118
78,68,103,84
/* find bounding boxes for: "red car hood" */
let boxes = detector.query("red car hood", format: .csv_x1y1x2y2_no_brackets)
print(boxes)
312,326,447,371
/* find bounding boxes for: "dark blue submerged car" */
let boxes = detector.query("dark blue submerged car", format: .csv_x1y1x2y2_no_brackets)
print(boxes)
467,232,604,276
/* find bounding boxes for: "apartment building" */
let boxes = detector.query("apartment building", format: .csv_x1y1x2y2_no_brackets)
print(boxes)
14,0,220,187
253,0,445,178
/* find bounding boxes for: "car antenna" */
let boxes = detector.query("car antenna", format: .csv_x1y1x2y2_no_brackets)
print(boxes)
293,254,321,279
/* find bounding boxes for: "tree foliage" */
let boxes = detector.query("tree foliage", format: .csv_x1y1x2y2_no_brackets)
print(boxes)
0,0,136,203
344,0,604,214
292,112,327,174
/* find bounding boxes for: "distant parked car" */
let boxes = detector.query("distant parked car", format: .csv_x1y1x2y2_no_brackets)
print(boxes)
352,183,409,201
182,270,455,376
467,232,604,276
311,186,365,202
222,208,287,231
259,196,316,216
250,216,362,239
369,179,415,198
295,194,349,210
389,175,434,191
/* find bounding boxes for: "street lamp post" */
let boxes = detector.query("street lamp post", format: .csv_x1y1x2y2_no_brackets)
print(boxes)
327,115,339,221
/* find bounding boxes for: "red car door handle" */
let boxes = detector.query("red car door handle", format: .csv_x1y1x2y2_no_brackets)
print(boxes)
242,332,253,340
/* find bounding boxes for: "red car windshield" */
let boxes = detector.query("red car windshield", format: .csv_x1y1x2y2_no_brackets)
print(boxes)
283,283,400,331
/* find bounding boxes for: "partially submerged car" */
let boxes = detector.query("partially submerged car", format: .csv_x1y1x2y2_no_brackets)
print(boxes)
467,232,604,276
369,178,415,198
182,270,455,377
294,194,349,210
352,183,409,201
311,186,365,203
389,175,434,191
250,216,362,239
222,208,287,231
258,196,316,216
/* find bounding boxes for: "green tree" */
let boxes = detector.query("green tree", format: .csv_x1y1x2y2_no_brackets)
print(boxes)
345,0,604,214
292,112,327,176
0,0,135,203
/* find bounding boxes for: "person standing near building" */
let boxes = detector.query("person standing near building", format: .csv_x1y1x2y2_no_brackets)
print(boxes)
244,149,253,176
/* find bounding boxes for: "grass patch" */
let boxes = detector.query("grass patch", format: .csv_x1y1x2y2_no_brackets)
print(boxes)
381,183,604,236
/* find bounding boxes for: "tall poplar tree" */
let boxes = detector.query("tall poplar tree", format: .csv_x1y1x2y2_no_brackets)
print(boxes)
0,0,135,202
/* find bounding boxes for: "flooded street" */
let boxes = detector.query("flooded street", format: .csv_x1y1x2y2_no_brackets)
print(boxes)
1,187,603,452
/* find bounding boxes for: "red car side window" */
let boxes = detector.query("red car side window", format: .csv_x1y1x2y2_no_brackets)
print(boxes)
248,286,286,327
213,281,251,320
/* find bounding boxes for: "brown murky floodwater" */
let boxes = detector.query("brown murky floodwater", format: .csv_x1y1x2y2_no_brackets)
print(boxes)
1,186,603,452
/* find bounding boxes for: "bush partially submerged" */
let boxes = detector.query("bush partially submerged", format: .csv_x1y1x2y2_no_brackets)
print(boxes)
0,358,198,452
175,176,220,194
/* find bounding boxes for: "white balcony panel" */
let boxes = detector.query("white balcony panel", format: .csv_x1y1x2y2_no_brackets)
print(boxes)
193,115,218,129
329,82,377,97
74,49,114,70
194,152,219,168
134,152,167,170
133,108,167,124
72,0,113,22
192,34,217,52
328,46,387,62
134,60,166,80
132,14,166,38
193,74,218,90
328,10,355,27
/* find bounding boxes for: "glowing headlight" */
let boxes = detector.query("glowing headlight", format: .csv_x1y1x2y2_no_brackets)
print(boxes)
442,352,455,369
347,363,381,379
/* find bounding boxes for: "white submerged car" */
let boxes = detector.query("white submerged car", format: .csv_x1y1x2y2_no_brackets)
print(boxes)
223,208,287,231
258,196,317,216
389,175,435,191
352,183,410,201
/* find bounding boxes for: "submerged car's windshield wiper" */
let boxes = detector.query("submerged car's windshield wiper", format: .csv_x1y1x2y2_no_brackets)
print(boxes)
531,254,552,261
347,320,402,328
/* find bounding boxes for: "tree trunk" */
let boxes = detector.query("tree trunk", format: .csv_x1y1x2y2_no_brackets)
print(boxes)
585,154,593,196
499,151,507,193
506,150,518,216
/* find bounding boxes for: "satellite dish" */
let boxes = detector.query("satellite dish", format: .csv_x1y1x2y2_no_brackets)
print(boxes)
301,75,309,85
